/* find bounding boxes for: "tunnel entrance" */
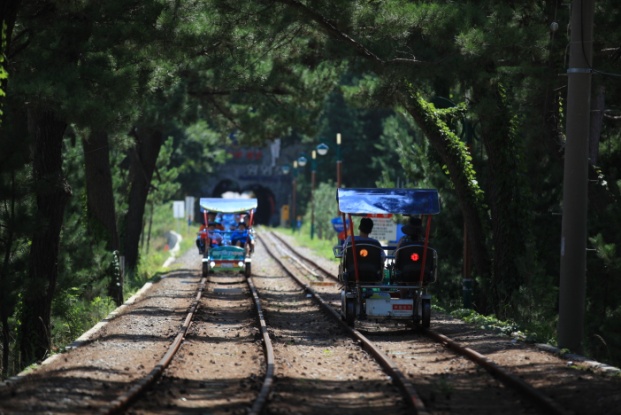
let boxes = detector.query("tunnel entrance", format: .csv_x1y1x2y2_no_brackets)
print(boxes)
210,180,277,226
212,179,241,196
241,184,276,226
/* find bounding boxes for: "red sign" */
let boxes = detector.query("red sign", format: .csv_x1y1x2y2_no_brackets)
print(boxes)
392,304,413,311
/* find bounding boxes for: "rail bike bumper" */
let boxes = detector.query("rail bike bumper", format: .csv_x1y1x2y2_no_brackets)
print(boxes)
365,294,415,318
203,246,248,273
343,284,432,320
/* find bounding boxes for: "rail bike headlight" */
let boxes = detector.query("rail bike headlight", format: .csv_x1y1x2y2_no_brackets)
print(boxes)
210,261,216,268
237,261,244,267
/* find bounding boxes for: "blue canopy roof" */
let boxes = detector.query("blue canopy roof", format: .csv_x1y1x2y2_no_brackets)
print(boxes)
199,197,258,213
337,188,440,215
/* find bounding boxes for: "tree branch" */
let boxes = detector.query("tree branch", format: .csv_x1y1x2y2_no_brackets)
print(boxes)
275,0,421,66
188,86,291,96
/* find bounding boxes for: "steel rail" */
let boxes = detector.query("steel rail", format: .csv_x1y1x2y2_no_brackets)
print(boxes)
269,230,571,415
269,231,338,283
425,329,571,415
246,270,276,415
258,231,429,415
102,266,276,415
103,277,207,414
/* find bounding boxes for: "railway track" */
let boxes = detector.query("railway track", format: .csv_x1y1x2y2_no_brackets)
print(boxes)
1,231,618,414
258,231,427,414
263,230,572,415
103,275,209,414
0,239,411,414
119,267,274,414
0,254,276,415
251,232,414,415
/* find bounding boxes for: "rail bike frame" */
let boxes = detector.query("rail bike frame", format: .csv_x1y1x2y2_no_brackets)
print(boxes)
199,197,258,278
334,188,440,329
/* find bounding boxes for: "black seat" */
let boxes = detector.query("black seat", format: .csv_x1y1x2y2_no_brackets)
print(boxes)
393,244,437,285
341,243,384,284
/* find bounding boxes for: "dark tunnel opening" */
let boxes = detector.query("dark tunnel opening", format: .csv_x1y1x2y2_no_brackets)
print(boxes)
241,184,276,226
209,180,277,226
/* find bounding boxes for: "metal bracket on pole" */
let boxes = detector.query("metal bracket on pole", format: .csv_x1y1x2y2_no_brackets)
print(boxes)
567,68,592,74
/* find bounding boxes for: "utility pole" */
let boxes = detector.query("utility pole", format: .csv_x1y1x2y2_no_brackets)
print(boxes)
558,0,594,353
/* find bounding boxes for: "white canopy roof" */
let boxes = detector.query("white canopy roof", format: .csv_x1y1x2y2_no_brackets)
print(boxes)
199,197,258,213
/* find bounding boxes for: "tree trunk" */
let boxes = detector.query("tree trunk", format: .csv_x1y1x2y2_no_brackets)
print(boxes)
83,129,123,304
83,130,120,251
402,92,492,312
474,83,535,317
0,0,21,126
1,312,8,377
20,106,70,366
146,201,154,255
123,127,165,273
589,85,605,166
1,171,17,377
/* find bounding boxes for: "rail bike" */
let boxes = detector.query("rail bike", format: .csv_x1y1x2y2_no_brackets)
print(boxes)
198,197,257,278
334,188,440,329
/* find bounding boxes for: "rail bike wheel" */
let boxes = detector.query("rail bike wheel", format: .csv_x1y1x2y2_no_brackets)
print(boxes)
245,262,251,277
412,311,421,330
344,297,356,326
421,298,431,328
202,263,209,278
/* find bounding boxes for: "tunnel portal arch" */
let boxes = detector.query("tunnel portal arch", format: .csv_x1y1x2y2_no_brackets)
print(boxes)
241,184,276,226
210,180,277,226
212,179,241,197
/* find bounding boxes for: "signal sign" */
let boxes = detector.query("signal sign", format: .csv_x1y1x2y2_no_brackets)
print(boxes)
366,214,396,241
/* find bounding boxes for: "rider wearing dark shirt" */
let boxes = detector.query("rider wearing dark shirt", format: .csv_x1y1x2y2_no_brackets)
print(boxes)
343,217,385,260
396,217,423,249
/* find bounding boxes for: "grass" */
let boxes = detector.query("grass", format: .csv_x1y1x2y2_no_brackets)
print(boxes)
273,223,340,262
128,204,200,295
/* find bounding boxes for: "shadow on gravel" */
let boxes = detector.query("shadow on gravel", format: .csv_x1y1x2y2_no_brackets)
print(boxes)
136,375,262,414
270,376,408,415
148,268,198,281
0,373,133,414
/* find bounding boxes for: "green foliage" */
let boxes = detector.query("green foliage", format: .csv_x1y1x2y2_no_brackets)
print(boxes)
149,136,182,205
1,20,7,97
171,120,229,197
132,136,183,285
450,308,550,344
277,224,339,262
160,1,343,144
415,94,485,209
583,233,621,367
304,181,339,242
373,110,473,311
44,136,123,354
2,0,621,375
134,201,200,286
51,291,115,351
312,89,394,188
